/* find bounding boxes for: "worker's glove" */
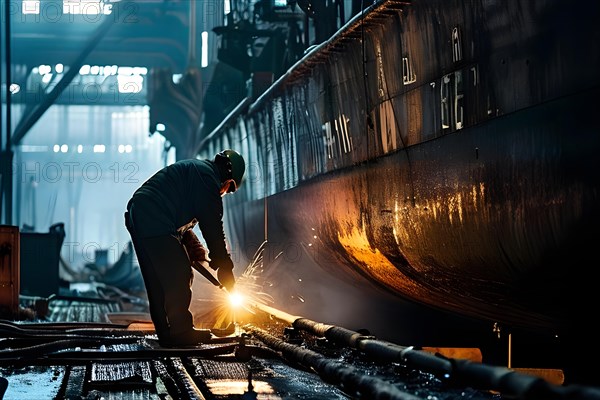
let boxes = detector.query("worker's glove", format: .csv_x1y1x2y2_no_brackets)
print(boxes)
217,267,235,292
211,257,235,291
181,230,209,264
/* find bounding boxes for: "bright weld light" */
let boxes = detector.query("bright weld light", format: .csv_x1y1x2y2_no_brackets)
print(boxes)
229,292,244,308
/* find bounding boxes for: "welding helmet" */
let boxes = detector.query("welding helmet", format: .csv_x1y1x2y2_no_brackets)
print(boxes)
215,149,245,193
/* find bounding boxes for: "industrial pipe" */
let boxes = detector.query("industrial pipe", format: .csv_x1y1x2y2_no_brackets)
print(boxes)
247,302,452,375
244,324,421,400
248,302,600,400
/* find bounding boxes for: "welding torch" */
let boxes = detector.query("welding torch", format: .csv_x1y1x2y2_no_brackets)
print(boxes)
192,261,228,291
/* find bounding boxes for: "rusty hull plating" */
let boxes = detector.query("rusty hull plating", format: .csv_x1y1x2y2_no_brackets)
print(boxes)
196,0,600,336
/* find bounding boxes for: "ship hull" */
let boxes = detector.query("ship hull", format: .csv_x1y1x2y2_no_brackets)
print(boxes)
226,89,598,334
198,0,600,339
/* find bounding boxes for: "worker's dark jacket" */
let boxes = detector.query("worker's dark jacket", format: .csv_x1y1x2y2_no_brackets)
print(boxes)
126,159,230,269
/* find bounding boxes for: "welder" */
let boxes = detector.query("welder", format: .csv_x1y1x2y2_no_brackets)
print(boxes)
124,149,245,347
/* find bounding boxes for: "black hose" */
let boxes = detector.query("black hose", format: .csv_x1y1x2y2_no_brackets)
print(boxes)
292,316,600,400
0,335,140,350
0,337,238,365
244,324,421,400
0,319,130,337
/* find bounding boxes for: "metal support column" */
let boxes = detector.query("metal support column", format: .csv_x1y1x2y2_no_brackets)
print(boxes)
1,0,13,225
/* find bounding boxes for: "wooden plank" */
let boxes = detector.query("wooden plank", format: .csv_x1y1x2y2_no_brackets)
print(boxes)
420,347,483,363
0,225,19,315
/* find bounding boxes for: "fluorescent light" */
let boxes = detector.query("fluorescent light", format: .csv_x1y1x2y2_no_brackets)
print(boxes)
133,67,148,75
80,65,91,75
38,65,51,75
21,145,48,153
105,65,118,76
201,31,209,68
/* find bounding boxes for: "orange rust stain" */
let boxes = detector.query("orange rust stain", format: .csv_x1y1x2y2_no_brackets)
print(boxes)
337,226,420,294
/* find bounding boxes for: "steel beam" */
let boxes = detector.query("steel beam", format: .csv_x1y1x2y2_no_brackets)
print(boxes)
10,12,114,147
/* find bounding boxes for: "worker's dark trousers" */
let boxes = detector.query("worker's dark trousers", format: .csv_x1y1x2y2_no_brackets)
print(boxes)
124,208,194,340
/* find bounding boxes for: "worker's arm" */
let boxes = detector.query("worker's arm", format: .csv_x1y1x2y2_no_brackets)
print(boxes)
183,224,234,291
190,162,236,291
198,218,235,291
181,229,209,263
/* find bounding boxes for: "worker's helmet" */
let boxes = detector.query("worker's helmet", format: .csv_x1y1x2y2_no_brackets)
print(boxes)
215,149,245,193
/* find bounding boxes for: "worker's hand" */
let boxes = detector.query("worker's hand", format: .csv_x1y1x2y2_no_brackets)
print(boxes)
182,230,209,263
209,256,233,272
210,256,235,290
217,267,235,292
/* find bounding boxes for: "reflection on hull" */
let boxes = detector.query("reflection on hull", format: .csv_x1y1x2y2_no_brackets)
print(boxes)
197,0,600,338
233,91,597,335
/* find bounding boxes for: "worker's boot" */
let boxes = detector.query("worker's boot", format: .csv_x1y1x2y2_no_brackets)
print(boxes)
210,322,236,337
159,328,212,348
